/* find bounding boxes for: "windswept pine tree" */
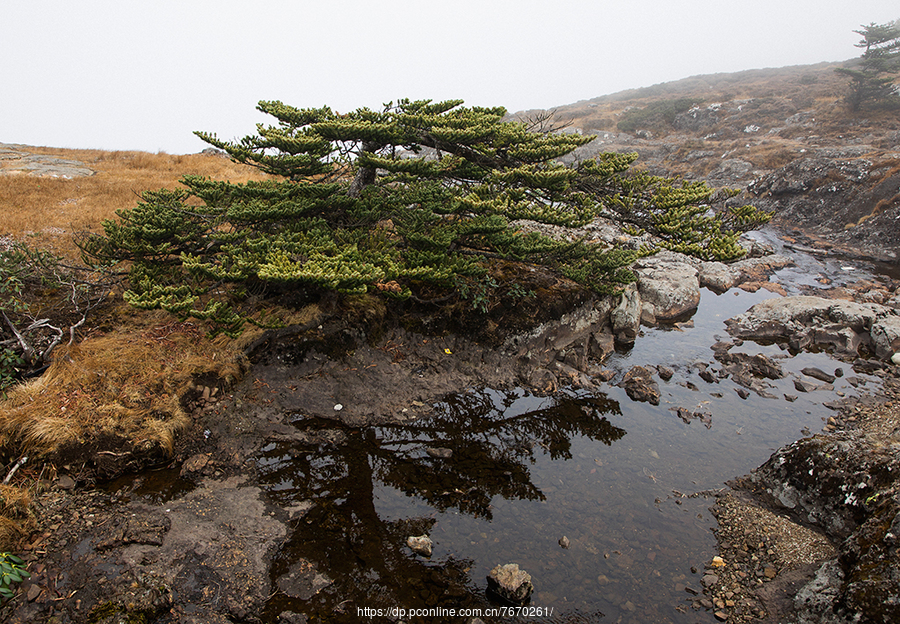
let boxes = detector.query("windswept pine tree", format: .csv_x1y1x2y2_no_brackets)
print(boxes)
837,20,900,111
79,99,770,334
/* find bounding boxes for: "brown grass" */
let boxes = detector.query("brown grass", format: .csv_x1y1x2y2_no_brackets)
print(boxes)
0,147,271,259
0,484,34,549
0,308,246,459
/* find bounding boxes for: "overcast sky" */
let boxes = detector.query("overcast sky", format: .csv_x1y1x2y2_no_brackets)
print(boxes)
3,1,898,154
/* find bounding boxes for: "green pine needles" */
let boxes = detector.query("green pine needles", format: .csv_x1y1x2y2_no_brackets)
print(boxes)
79,98,770,335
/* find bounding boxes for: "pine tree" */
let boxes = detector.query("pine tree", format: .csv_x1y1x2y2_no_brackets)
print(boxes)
79,99,770,335
837,20,900,111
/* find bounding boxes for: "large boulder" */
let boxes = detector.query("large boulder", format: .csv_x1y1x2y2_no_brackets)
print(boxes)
634,253,701,321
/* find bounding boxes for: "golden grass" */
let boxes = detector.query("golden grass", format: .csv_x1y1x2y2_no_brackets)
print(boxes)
0,308,246,458
0,484,33,550
0,147,271,260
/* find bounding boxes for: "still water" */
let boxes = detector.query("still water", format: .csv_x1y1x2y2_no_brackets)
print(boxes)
255,256,886,624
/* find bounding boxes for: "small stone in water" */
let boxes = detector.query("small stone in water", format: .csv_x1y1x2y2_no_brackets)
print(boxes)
333,403,343,411
487,563,533,605
559,536,570,549
407,535,433,557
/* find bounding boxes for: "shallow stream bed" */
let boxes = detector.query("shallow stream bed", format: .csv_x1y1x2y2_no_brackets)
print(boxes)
253,239,891,623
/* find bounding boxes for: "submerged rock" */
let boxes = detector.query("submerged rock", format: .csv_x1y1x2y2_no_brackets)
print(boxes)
486,563,533,605
620,366,661,405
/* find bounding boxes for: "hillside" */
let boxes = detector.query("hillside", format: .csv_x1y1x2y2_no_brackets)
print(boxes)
522,61,900,260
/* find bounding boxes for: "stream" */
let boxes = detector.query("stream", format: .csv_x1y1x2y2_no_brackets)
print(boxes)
248,230,893,623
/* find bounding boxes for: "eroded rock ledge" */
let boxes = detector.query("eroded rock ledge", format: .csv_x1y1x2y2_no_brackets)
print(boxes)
725,295,900,360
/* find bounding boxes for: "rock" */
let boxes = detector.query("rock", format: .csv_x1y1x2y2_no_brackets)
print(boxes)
407,535,433,557
486,563,533,605
634,253,701,320
558,536,570,549
701,573,719,587
801,367,836,383
425,447,452,459
724,295,900,359
699,261,739,293
794,379,818,393
893,352,900,366
276,560,333,599
657,365,674,381
180,453,211,477
528,368,558,393
716,352,784,380
793,560,845,624
610,283,641,345
620,366,661,405
57,475,76,490
589,331,615,362
871,315,900,358
25,583,41,601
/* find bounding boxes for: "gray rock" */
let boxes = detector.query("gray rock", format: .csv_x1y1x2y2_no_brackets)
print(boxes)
634,254,700,320
486,563,533,605
793,560,846,624
407,535,433,557
276,560,333,600
725,295,900,359
610,283,641,345
870,314,900,358
698,261,739,293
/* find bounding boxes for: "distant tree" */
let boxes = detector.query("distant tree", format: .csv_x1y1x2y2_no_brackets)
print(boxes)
79,99,771,335
837,20,900,111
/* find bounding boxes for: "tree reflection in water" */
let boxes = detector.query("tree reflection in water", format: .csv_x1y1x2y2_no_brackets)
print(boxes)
259,388,625,623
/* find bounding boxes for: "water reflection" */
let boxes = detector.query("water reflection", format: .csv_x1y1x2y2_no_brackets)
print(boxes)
258,389,625,622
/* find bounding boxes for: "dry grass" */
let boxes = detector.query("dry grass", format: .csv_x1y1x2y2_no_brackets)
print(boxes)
0,484,34,550
0,147,271,260
0,308,246,459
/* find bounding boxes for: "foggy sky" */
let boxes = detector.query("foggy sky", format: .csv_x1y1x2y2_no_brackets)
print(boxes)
3,0,898,154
